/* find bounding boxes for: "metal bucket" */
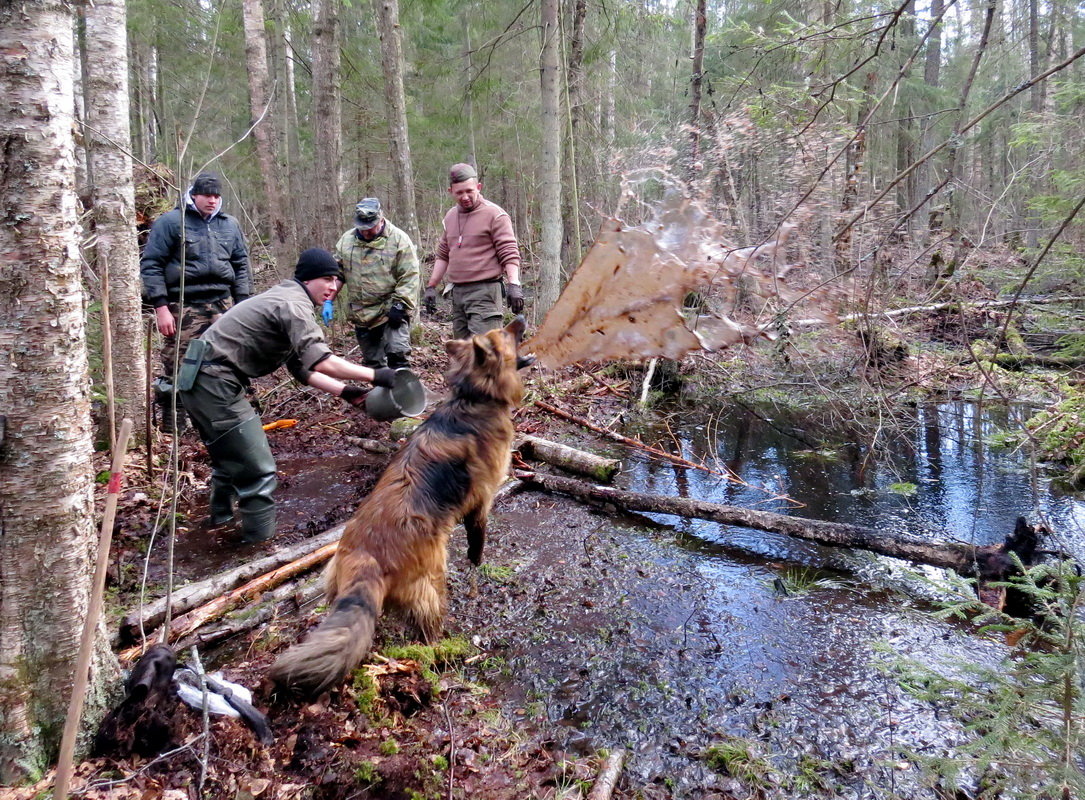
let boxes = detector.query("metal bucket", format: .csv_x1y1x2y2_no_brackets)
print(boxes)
365,368,426,421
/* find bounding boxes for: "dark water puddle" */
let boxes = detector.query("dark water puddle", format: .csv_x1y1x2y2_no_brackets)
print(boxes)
161,452,381,583
626,401,1085,560
461,401,1085,798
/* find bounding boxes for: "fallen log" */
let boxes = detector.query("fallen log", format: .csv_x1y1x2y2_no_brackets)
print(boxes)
516,471,1016,578
118,523,346,645
517,435,621,482
180,575,325,652
343,435,397,454
118,481,523,658
588,748,627,800
991,353,1085,370
120,541,339,663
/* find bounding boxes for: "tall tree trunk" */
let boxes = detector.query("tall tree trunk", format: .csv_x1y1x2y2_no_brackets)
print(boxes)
602,48,616,148
373,0,420,246
134,41,159,164
267,0,301,235
895,0,917,235
311,0,343,247
928,0,996,243
83,0,148,444
1023,0,1042,248
462,15,477,167
538,0,563,314
0,0,103,781
688,0,707,182
243,0,294,273
917,0,943,245
562,0,586,266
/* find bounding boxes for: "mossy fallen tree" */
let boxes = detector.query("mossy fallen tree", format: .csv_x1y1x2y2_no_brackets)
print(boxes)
515,470,1037,580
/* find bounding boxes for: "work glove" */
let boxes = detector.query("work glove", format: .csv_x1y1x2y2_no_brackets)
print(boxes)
340,385,367,407
423,286,437,315
322,299,335,325
506,283,525,314
386,301,408,329
372,367,397,389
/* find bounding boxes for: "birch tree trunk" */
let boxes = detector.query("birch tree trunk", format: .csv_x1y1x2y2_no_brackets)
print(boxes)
373,0,420,246
0,1,102,781
311,0,343,246
537,0,563,314
243,0,294,273
83,0,148,444
560,0,586,268
687,0,706,181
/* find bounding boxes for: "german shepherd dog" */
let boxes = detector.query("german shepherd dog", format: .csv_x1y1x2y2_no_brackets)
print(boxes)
269,317,534,696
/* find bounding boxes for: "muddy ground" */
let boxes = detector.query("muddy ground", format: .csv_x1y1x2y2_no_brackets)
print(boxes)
16,320,1021,800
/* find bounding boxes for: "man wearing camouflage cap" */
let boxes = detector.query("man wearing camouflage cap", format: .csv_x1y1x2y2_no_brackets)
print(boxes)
334,197,420,369
424,163,524,338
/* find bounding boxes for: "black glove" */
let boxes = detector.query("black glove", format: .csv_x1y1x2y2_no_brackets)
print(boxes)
372,367,397,389
506,283,525,314
423,286,437,314
341,385,367,407
386,301,408,328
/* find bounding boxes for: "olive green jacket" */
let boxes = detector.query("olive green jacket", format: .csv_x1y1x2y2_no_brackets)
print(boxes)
334,221,420,328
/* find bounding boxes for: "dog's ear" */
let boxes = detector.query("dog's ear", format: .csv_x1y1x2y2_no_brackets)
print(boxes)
445,339,470,359
504,315,527,342
473,338,492,367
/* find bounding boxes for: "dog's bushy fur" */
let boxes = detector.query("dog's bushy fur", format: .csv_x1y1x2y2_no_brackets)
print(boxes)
269,319,530,696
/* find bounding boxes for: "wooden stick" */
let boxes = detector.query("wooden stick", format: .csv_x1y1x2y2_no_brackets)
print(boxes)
118,523,346,644
588,748,627,800
534,400,737,481
54,418,134,800
120,540,340,663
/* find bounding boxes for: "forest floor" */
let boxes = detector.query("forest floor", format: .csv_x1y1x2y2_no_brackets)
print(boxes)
13,292,1082,800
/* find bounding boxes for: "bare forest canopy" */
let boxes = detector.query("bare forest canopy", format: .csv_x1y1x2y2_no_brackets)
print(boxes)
109,0,1084,300
526,194,837,368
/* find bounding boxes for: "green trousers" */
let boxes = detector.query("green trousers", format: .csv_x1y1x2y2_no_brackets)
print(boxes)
180,365,278,542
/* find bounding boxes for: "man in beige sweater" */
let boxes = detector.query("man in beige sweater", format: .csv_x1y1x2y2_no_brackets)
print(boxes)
424,163,524,338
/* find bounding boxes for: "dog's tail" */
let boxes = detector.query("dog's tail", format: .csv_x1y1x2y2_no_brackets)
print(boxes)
268,555,385,697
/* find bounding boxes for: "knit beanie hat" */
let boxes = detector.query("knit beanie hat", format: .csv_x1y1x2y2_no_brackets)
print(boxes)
449,163,478,184
190,172,222,196
294,248,345,283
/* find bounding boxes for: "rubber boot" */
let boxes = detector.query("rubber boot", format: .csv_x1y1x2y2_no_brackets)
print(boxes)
206,416,278,544
207,473,237,526
387,352,410,369
240,505,276,543
153,378,189,434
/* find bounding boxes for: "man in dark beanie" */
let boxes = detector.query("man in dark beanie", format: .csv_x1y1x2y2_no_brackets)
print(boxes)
424,162,524,338
140,171,251,434
177,248,397,544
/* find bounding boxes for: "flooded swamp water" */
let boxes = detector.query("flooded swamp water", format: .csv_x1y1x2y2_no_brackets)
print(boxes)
154,400,1083,798
449,400,1085,799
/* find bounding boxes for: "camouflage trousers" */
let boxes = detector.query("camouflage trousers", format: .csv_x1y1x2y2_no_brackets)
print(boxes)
159,300,228,381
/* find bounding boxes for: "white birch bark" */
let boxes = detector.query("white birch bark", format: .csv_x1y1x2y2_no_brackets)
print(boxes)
537,0,563,314
83,0,148,441
0,0,99,781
